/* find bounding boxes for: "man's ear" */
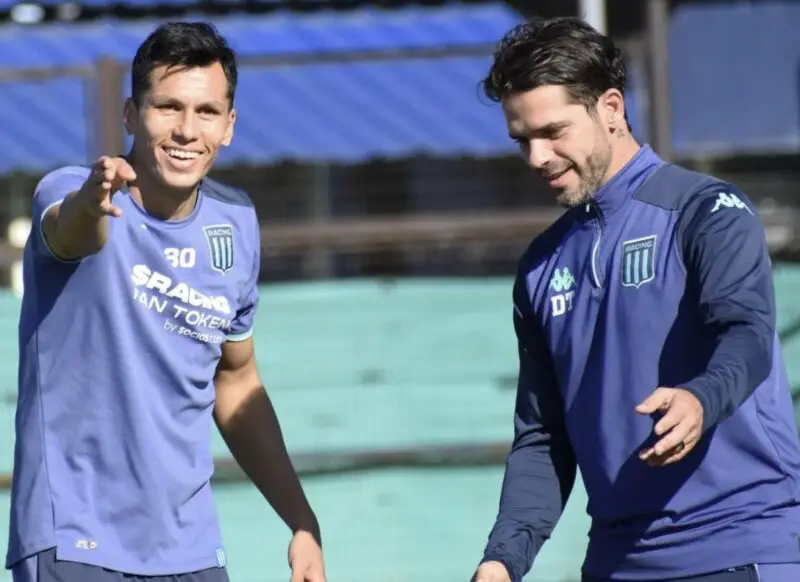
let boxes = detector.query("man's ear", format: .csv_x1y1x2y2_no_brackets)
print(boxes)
123,98,136,136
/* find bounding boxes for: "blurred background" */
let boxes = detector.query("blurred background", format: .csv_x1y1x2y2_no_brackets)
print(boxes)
0,0,799,580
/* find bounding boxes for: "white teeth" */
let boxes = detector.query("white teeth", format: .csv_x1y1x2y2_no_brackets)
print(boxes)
165,148,199,160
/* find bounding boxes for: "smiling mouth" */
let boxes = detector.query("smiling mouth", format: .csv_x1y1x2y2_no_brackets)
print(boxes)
163,147,201,161
542,167,571,182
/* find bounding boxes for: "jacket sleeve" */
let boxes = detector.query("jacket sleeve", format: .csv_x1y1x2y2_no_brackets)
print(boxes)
678,186,776,432
480,273,577,582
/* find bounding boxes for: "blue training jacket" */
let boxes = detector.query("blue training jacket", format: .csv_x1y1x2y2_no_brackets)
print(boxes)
482,145,800,581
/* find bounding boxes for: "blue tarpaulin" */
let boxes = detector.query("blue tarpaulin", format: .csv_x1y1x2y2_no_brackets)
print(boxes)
668,2,800,156
0,4,525,173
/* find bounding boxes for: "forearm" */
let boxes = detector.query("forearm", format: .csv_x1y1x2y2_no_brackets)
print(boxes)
44,190,110,259
482,432,576,582
215,385,319,538
678,184,775,433
682,323,772,432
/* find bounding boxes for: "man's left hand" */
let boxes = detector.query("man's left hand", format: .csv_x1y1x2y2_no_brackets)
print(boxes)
288,530,326,582
636,387,704,467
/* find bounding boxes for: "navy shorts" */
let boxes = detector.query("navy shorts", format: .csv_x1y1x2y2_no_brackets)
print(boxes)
582,562,800,582
12,548,230,582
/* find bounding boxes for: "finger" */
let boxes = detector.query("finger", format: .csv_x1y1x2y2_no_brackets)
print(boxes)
653,405,683,437
90,160,114,189
635,388,672,415
95,156,114,177
654,441,694,466
646,441,683,467
641,421,692,461
94,156,111,171
114,157,137,182
647,433,701,466
98,201,123,218
289,566,304,582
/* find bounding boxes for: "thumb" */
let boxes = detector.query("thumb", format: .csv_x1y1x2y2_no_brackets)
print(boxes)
636,388,673,415
114,157,137,184
289,566,304,582
98,199,123,218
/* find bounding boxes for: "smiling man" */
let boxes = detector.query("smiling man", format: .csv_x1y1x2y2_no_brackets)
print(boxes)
471,16,800,582
6,22,325,582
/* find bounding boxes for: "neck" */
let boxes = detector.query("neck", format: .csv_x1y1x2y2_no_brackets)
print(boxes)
602,134,642,185
126,151,199,221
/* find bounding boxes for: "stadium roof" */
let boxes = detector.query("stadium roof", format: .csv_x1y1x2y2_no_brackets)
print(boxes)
0,0,333,7
0,4,526,173
1,2,796,175
0,4,515,68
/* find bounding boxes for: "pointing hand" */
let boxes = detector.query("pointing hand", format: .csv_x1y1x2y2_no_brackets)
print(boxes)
80,156,137,218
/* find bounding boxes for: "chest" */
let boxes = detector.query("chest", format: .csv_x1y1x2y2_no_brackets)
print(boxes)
98,218,250,350
531,206,687,360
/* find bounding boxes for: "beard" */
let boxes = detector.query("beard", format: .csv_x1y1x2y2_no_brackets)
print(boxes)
554,139,613,208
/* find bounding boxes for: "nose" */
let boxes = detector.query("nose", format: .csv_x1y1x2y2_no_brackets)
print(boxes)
525,139,554,170
174,112,199,142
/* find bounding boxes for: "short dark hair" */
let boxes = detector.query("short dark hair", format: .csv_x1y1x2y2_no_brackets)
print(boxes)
482,16,627,113
131,22,238,107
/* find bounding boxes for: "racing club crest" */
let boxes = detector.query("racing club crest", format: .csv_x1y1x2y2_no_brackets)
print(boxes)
203,224,235,274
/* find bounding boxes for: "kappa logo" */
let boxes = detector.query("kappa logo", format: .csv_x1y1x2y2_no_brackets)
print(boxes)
549,267,576,294
549,267,577,318
621,235,657,288
203,224,235,275
710,192,752,215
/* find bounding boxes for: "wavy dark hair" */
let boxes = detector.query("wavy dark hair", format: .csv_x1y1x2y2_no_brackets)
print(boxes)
482,16,628,121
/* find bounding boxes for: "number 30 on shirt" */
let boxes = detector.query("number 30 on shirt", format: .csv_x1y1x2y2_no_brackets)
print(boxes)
164,247,197,269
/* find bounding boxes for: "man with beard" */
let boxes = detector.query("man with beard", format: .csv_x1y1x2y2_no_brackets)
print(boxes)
471,16,800,582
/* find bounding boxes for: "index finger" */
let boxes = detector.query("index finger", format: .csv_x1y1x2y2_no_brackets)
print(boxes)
653,406,683,437
94,156,115,171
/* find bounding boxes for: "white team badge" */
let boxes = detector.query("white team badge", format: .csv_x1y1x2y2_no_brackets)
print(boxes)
620,235,657,288
203,224,235,274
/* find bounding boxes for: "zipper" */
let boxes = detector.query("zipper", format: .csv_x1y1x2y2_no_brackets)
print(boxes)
589,201,604,288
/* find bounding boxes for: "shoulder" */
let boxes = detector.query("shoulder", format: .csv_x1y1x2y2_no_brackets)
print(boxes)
514,208,580,308
632,163,731,214
201,177,254,210
632,163,759,238
200,178,258,231
35,165,91,194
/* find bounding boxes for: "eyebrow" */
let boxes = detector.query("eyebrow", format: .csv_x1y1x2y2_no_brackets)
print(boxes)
509,121,570,140
149,95,227,110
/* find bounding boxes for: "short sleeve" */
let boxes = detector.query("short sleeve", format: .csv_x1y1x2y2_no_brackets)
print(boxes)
226,211,261,342
31,166,89,260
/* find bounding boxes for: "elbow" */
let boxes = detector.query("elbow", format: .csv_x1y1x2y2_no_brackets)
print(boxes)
60,240,104,260
45,228,105,261
730,319,774,390
749,324,774,388
687,321,775,430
